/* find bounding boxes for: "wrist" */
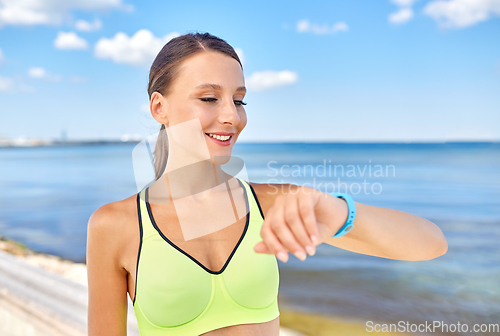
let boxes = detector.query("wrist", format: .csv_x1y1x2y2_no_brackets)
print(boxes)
331,193,356,238
335,197,348,231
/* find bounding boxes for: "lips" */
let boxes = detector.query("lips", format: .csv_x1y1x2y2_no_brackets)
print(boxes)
205,132,235,146
206,131,234,135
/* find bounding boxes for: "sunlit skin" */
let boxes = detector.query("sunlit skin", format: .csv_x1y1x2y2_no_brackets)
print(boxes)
149,50,448,264
86,50,448,336
146,51,249,204
148,52,282,335
150,51,247,165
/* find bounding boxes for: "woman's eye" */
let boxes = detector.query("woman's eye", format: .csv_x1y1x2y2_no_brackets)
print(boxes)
200,98,247,106
200,98,217,103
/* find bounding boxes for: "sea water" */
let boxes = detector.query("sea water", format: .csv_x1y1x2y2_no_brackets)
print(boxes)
0,142,499,335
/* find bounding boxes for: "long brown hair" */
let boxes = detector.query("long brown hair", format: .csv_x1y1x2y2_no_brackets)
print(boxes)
147,32,243,181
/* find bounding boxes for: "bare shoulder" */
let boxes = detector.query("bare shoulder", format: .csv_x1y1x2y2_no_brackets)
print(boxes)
87,193,139,268
248,182,302,218
88,194,138,236
86,193,139,334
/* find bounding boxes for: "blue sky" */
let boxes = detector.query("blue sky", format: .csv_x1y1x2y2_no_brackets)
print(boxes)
0,0,499,142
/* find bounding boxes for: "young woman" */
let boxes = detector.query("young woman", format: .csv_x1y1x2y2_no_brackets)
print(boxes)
86,32,448,336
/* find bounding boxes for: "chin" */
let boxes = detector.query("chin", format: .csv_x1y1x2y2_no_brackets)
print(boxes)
211,151,233,165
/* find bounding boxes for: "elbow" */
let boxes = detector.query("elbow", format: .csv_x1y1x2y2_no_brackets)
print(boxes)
432,223,448,259
402,228,448,262
402,240,447,261
434,234,448,258
420,230,448,261
420,220,448,261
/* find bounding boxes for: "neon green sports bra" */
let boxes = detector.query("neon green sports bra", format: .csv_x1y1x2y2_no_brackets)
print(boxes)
133,178,280,335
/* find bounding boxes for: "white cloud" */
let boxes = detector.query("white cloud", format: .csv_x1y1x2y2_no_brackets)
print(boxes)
389,0,419,24
245,70,298,91
0,76,12,91
389,8,414,23
75,18,102,32
424,0,500,28
54,31,89,50
0,75,34,93
140,103,150,114
69,75,88,83
0,0,130,28
296,19,348,34
28,67,46,78
0,48,4,65
235,47,246,68
28,67,62,82
332,22,349,33
391,0,418,6
94,29,180,66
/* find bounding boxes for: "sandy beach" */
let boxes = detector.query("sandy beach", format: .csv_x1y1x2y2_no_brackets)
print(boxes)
0,235,411,335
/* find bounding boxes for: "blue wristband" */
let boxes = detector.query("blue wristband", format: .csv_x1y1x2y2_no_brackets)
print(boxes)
330,193,356,238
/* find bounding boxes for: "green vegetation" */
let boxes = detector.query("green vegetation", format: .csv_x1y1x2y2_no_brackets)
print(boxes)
280,308,411,336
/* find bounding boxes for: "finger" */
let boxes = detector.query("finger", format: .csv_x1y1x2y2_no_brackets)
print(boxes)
260,206,289,261
271,197,307,261
261,213,289,262
254,240,272,254
284,192,315,255
298,188,320,246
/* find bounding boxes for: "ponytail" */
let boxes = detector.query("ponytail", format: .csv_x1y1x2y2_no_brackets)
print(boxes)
153,124,169,181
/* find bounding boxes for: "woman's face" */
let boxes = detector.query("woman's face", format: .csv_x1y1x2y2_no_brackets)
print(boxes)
152,51,247,162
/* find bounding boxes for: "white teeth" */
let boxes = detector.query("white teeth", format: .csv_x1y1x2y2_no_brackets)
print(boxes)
208,133,231,141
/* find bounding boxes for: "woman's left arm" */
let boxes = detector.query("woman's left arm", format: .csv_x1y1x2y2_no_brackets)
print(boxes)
254,184,448,262
324,199,448,261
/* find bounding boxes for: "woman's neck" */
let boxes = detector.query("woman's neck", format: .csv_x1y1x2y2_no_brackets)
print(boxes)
149,122,235,204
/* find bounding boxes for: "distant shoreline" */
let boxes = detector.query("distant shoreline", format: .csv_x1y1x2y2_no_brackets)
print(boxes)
0,139,142,148
0,139,498,148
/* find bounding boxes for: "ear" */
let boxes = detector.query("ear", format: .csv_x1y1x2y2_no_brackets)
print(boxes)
150,91,170,125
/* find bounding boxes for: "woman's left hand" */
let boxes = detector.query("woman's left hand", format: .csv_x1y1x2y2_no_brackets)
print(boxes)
253,186,348,262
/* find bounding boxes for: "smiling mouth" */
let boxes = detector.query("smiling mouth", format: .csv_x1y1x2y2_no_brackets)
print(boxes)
205,133,232,142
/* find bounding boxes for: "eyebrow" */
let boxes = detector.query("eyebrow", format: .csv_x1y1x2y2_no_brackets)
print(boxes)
193,83,246,93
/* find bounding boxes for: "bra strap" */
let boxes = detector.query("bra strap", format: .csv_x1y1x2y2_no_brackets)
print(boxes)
137,188,159,240
137,179,264,242
236,179,264,222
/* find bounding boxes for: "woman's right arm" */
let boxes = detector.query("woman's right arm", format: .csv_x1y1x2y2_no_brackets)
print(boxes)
87,203,129,335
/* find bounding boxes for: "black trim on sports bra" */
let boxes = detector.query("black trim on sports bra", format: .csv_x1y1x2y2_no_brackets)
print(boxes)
133,191,144,306
247,183,265,221
145,178,250,275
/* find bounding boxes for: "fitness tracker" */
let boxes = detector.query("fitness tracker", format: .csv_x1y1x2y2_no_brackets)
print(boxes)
331,193,356,238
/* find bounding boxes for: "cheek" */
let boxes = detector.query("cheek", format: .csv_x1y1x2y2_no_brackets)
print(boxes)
239,111,248,131
167,102,194,124
176,105,214,128
200,112,219,130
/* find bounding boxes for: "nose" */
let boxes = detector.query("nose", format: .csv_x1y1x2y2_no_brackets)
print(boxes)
217,97,241,126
